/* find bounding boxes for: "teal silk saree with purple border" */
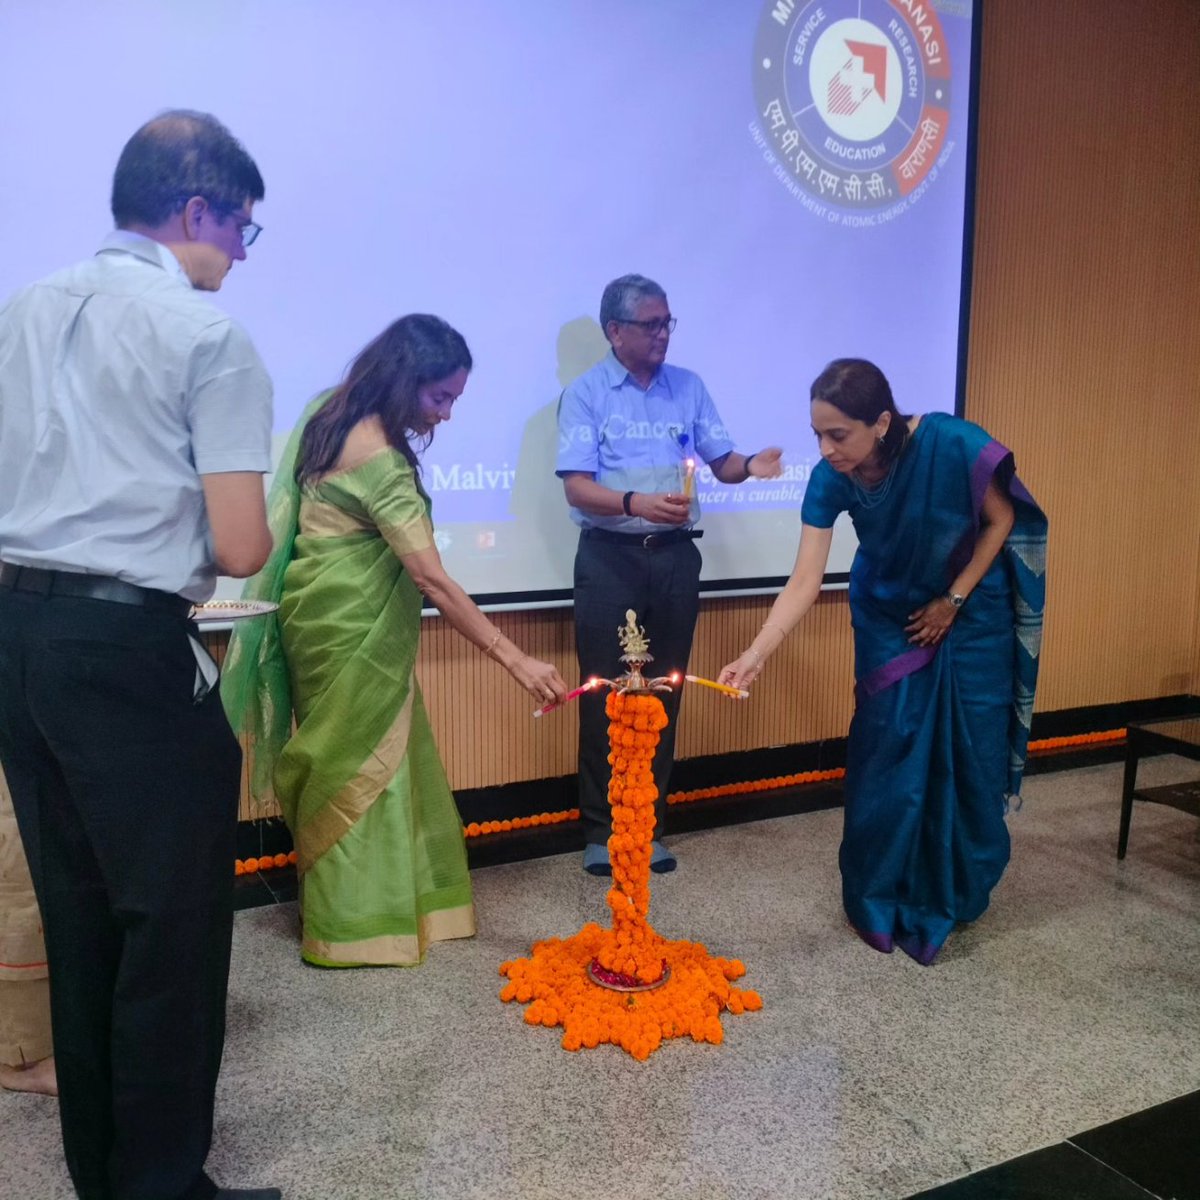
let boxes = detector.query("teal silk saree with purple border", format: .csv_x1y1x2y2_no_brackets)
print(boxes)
801,412,1047,965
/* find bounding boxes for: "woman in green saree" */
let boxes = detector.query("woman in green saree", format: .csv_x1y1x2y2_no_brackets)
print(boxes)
222,315,567,966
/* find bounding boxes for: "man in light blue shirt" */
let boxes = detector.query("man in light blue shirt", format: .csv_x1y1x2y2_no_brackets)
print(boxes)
0,111,279,1200
557,274,782,875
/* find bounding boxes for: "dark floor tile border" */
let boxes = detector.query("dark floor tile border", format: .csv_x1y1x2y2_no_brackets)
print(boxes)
1068,1088,1200,1200
232,874,288,910
905,1141,1157,1199
1032,694,1198,740
902,1088,1200,1199
1023,744,1127,775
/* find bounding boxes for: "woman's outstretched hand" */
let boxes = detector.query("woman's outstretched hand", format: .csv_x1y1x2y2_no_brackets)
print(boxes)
717,652,763,691
747,447,784,479
905,597,957,646
510,656,568,704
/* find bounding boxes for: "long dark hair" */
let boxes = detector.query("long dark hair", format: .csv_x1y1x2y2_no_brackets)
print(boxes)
810,358,911,467
295,314,472,486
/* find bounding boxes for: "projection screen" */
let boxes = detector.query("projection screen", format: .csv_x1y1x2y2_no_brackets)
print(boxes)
0,0,979,605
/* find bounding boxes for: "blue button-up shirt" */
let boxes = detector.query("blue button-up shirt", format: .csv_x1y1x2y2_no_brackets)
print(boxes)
555,352,734,532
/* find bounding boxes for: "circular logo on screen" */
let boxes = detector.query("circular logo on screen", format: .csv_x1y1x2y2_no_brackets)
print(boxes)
751,0,954,224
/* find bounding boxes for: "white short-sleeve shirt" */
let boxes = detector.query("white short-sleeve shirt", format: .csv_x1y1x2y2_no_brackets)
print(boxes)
0,231,273,601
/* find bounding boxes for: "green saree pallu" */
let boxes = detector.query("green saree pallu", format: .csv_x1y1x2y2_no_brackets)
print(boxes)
223,408,475,967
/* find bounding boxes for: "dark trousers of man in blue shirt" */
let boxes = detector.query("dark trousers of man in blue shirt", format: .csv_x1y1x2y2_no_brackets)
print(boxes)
573,532,702,848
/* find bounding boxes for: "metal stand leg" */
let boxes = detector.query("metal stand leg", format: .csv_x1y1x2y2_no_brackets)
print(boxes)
1117,740,1138,860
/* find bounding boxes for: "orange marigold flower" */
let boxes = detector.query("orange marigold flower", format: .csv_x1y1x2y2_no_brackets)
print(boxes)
498,687,761,1059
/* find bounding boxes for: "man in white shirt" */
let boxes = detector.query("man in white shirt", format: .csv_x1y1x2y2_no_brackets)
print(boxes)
0,111,279,1200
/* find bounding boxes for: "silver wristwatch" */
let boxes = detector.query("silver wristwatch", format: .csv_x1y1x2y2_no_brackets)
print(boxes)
945,591,965,608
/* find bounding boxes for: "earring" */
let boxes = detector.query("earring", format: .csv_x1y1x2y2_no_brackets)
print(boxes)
877,434,885,446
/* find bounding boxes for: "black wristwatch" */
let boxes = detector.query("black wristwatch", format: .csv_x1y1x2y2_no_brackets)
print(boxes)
945,591,965,609
622,491,635,516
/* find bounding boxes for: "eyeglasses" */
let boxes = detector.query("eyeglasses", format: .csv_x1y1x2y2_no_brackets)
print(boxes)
176,195,263,247
620,316,677,336
232,217,263,248
213,205,262,248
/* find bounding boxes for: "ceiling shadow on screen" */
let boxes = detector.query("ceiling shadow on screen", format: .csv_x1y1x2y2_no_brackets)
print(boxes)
501,316,610,599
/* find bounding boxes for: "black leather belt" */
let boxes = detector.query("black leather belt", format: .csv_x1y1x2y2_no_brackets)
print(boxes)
0,563,192,617
582,527,704,550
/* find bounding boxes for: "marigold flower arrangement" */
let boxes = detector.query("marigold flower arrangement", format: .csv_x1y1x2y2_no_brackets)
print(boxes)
499,611,762,1060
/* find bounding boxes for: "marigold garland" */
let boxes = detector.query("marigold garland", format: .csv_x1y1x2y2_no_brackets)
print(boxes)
464,809,580,838
667,767,845,805
463,729,1129,837
499,689,761,1060
235,850,298,876
1027,728,1125,751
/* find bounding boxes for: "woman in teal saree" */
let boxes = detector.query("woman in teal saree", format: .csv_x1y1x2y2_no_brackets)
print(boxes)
721,359,1046,965
222,315,567,966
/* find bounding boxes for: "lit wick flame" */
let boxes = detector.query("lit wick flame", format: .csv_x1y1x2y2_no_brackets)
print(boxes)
532,676,602,718
681,458,696,500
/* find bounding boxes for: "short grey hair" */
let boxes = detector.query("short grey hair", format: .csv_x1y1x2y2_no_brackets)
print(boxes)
599,274,667,339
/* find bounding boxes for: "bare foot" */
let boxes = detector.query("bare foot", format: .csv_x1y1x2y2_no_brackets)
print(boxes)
0,1056,57,1096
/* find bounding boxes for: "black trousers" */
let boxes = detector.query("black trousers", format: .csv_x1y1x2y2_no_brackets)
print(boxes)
0,587,241,1200
572,533,702,846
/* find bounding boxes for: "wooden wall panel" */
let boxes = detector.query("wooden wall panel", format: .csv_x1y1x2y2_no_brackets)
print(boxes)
413,594,856,791
224,0,1200,806
964,0,1200,710
1194,535,1200,696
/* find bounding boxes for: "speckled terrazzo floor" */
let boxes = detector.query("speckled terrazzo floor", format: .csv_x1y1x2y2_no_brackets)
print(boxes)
3,756,1198,1200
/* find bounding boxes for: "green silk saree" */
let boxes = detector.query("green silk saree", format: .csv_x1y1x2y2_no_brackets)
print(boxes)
223,408,474,966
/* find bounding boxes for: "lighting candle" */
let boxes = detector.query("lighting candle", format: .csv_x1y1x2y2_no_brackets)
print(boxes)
680,457,696,500
532,677,601,718
684,673,749,699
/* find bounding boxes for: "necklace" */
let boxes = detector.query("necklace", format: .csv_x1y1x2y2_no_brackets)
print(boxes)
851,460,898,508
850,424,911,508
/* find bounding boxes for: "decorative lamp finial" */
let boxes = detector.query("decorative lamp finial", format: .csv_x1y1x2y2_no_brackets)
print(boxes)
618,608,651,663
